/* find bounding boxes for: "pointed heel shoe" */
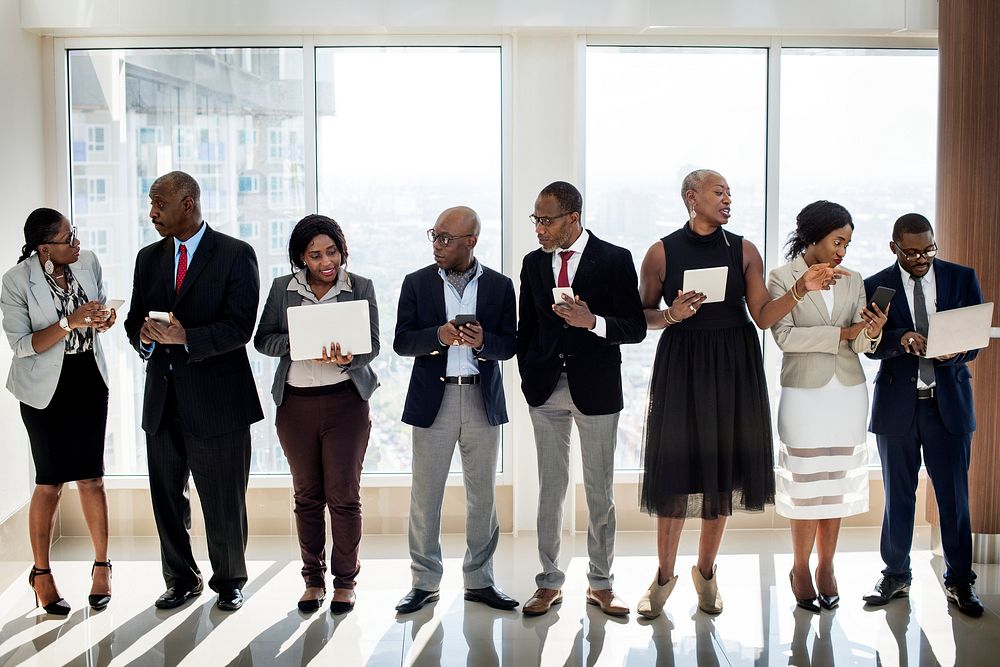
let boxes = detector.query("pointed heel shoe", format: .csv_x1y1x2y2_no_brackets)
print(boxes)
28,567,71,615
789,571,820,613
89,560,113,610
815,568,839,610
637,570,678,619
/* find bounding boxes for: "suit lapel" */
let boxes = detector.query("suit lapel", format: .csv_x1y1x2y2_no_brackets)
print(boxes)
160,238,175,305
174,225,215,307
570,231,601,292
887,264,914,329
933,261,948,310
429,266,447,322
475,269,491,322
28,260,59,323
829,273,850,324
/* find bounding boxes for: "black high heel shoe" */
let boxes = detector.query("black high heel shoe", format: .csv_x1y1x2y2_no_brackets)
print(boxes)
789,571,820,613
89,560,112,610
816,568,839,610
28,566,71,615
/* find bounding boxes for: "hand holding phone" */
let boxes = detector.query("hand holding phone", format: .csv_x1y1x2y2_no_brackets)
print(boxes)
870,286,896,314
454,314,479,327
552,287,574,308
148,310,171,325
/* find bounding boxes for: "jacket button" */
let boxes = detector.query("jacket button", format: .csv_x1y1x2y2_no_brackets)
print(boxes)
439,377,445,382
558,353,564,359
431,351,439,355
563,324,569,329
910,377,916,382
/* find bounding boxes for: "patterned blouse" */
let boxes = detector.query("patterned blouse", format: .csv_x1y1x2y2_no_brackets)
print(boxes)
44,266,94,354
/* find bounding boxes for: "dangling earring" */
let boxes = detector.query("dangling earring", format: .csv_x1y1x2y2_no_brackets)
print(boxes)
689,208,697,221
43,249,55,275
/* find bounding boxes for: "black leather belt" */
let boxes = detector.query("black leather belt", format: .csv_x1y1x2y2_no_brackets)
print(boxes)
444,375,480,385
917,387,936,400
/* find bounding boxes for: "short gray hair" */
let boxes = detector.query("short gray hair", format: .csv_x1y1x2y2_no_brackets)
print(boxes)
680,169,722,209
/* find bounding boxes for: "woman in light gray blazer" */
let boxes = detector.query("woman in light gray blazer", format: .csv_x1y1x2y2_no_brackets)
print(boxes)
1,208,117,615
254,214,379,615
767,201,887,613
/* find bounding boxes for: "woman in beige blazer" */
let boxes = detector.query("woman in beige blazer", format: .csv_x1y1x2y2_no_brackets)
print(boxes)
767,201,887,613
1,208,117,615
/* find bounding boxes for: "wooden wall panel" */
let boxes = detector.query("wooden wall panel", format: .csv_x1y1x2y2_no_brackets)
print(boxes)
931,0,1000,533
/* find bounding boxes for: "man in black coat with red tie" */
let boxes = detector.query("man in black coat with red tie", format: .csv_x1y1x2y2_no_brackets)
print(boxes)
517,181,646,617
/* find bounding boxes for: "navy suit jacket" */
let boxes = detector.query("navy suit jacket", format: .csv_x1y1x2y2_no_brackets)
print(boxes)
393,263,516,428
517,232,646,415
865,259,983,436
124,224,264,437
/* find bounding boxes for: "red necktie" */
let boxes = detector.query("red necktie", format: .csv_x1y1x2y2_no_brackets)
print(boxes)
176,244,188,292
557,250,574,288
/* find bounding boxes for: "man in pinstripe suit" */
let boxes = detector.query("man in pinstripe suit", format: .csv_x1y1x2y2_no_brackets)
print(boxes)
124,171,263,612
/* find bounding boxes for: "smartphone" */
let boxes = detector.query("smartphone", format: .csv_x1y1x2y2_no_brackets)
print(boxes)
454,314,478,327
148,310,171,325
870,286,896,313
552,287,575,307
104,299,125,312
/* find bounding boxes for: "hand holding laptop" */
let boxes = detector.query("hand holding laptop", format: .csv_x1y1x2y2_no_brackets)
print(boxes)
316,341,353,365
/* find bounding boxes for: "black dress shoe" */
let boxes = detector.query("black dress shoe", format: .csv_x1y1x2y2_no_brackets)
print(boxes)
155,582,204,609
945,583,984,617
217,588,244,612
862,576,910,606
464,586,520,610
395,588,440,614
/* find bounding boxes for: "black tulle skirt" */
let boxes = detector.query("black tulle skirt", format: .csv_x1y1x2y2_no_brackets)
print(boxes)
640,322,775,519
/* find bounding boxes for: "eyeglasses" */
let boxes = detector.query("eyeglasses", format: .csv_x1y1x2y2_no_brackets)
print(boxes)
897,245,938,262
46,226,78,246
529,212,574,227
426,229,474,247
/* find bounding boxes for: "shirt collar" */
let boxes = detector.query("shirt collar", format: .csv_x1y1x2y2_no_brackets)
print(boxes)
898,261,936,287
558,228,590,255
287,267,352,300
174,221,207,256
437,258,483,281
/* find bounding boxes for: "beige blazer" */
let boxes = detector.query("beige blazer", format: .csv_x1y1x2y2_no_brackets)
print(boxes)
767,255,880,389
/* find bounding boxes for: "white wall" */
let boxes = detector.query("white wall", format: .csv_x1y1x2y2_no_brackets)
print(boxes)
0,3,48,521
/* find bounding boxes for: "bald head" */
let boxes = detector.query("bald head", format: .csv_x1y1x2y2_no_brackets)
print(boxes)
153,171,201,209
436,206,481,236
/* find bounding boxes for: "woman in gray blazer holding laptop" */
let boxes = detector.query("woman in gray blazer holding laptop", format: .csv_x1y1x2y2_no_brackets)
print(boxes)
254,214,379,615
768,201,887,612
1,208,117,614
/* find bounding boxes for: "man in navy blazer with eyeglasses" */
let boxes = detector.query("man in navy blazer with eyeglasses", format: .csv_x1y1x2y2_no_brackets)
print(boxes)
862,213,984,617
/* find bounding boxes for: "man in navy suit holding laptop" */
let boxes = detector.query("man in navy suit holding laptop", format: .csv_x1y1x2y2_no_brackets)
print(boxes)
862,213,985,616
393,206,519,614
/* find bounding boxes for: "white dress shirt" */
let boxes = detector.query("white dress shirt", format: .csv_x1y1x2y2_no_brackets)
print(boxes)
898,262,937,389
550,229,607,338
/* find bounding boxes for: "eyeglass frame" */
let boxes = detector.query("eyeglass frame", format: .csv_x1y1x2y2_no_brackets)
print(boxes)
894,244,938,262
45,226,78,246
426,229,475,247
529,211,576,227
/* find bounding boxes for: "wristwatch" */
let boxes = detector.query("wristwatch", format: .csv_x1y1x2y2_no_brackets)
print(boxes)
59,317,71,332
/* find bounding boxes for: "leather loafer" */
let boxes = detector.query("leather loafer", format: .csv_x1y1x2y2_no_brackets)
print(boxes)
217,588,244,612
862,576,910,606
586,587,630,617
155,582,204,610
945,583,984,617
329,588,356,615
465,585,519,610
522,588,562,616
395,588,439,614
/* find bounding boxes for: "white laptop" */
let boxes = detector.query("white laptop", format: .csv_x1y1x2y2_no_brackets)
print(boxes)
923,302,994,359
682,266,729,304
287,300,372,361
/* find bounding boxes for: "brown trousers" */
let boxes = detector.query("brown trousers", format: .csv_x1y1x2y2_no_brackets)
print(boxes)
276,383,371,589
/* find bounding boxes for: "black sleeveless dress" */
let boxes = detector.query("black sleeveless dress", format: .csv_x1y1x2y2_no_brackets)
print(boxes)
640,224,775,519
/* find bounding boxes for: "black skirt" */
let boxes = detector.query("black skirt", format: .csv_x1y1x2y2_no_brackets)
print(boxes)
21,350,109,485
640,322,775,519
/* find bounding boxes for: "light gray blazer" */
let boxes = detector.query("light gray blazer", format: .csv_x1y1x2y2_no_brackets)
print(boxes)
1,250,110,408
767,255,880,389
254,271,380,406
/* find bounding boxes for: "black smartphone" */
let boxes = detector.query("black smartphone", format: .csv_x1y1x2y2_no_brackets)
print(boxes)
870,286,896,313
454,314,478,327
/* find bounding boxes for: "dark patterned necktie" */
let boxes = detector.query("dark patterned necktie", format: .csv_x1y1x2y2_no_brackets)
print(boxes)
912,276,935,385
176,244,188,293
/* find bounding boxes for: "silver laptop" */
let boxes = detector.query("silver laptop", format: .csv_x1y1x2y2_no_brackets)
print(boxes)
924,302,994,359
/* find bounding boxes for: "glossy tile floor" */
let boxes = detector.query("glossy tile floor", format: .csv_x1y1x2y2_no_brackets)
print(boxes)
0,528,998,666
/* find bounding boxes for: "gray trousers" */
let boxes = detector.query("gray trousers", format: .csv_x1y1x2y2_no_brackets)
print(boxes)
529,374,619,590
408,384,500,590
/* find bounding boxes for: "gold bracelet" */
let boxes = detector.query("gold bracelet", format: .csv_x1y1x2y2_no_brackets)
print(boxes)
663,308,679,325
790,283,805,302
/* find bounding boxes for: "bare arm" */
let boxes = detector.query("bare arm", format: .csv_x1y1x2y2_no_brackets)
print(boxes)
639,240,705,330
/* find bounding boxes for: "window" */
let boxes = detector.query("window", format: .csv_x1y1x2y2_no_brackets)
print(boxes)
315,46,503,473
68,47,306,475
239,174,260,193
87,125,107,155
239,221,260,239
776,48,939,466
270,219,293,254
586,46,768,469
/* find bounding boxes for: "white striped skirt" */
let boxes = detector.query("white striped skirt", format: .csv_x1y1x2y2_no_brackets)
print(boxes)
775,376,870,520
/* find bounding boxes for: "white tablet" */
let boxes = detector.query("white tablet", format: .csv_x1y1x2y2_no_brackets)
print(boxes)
924,302,994,359
682,266,729,304
287,300,372,361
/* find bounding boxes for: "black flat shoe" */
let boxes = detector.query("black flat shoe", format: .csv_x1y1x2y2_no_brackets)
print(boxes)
217,588,244,612
28,567,71,616
155,581,204,610
329,589,356,615
790,571,820,613
89,560,113,611
863,576,909,606
298,596,325,613
395,588,439,614
465,585,520,610
945,583,984,617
